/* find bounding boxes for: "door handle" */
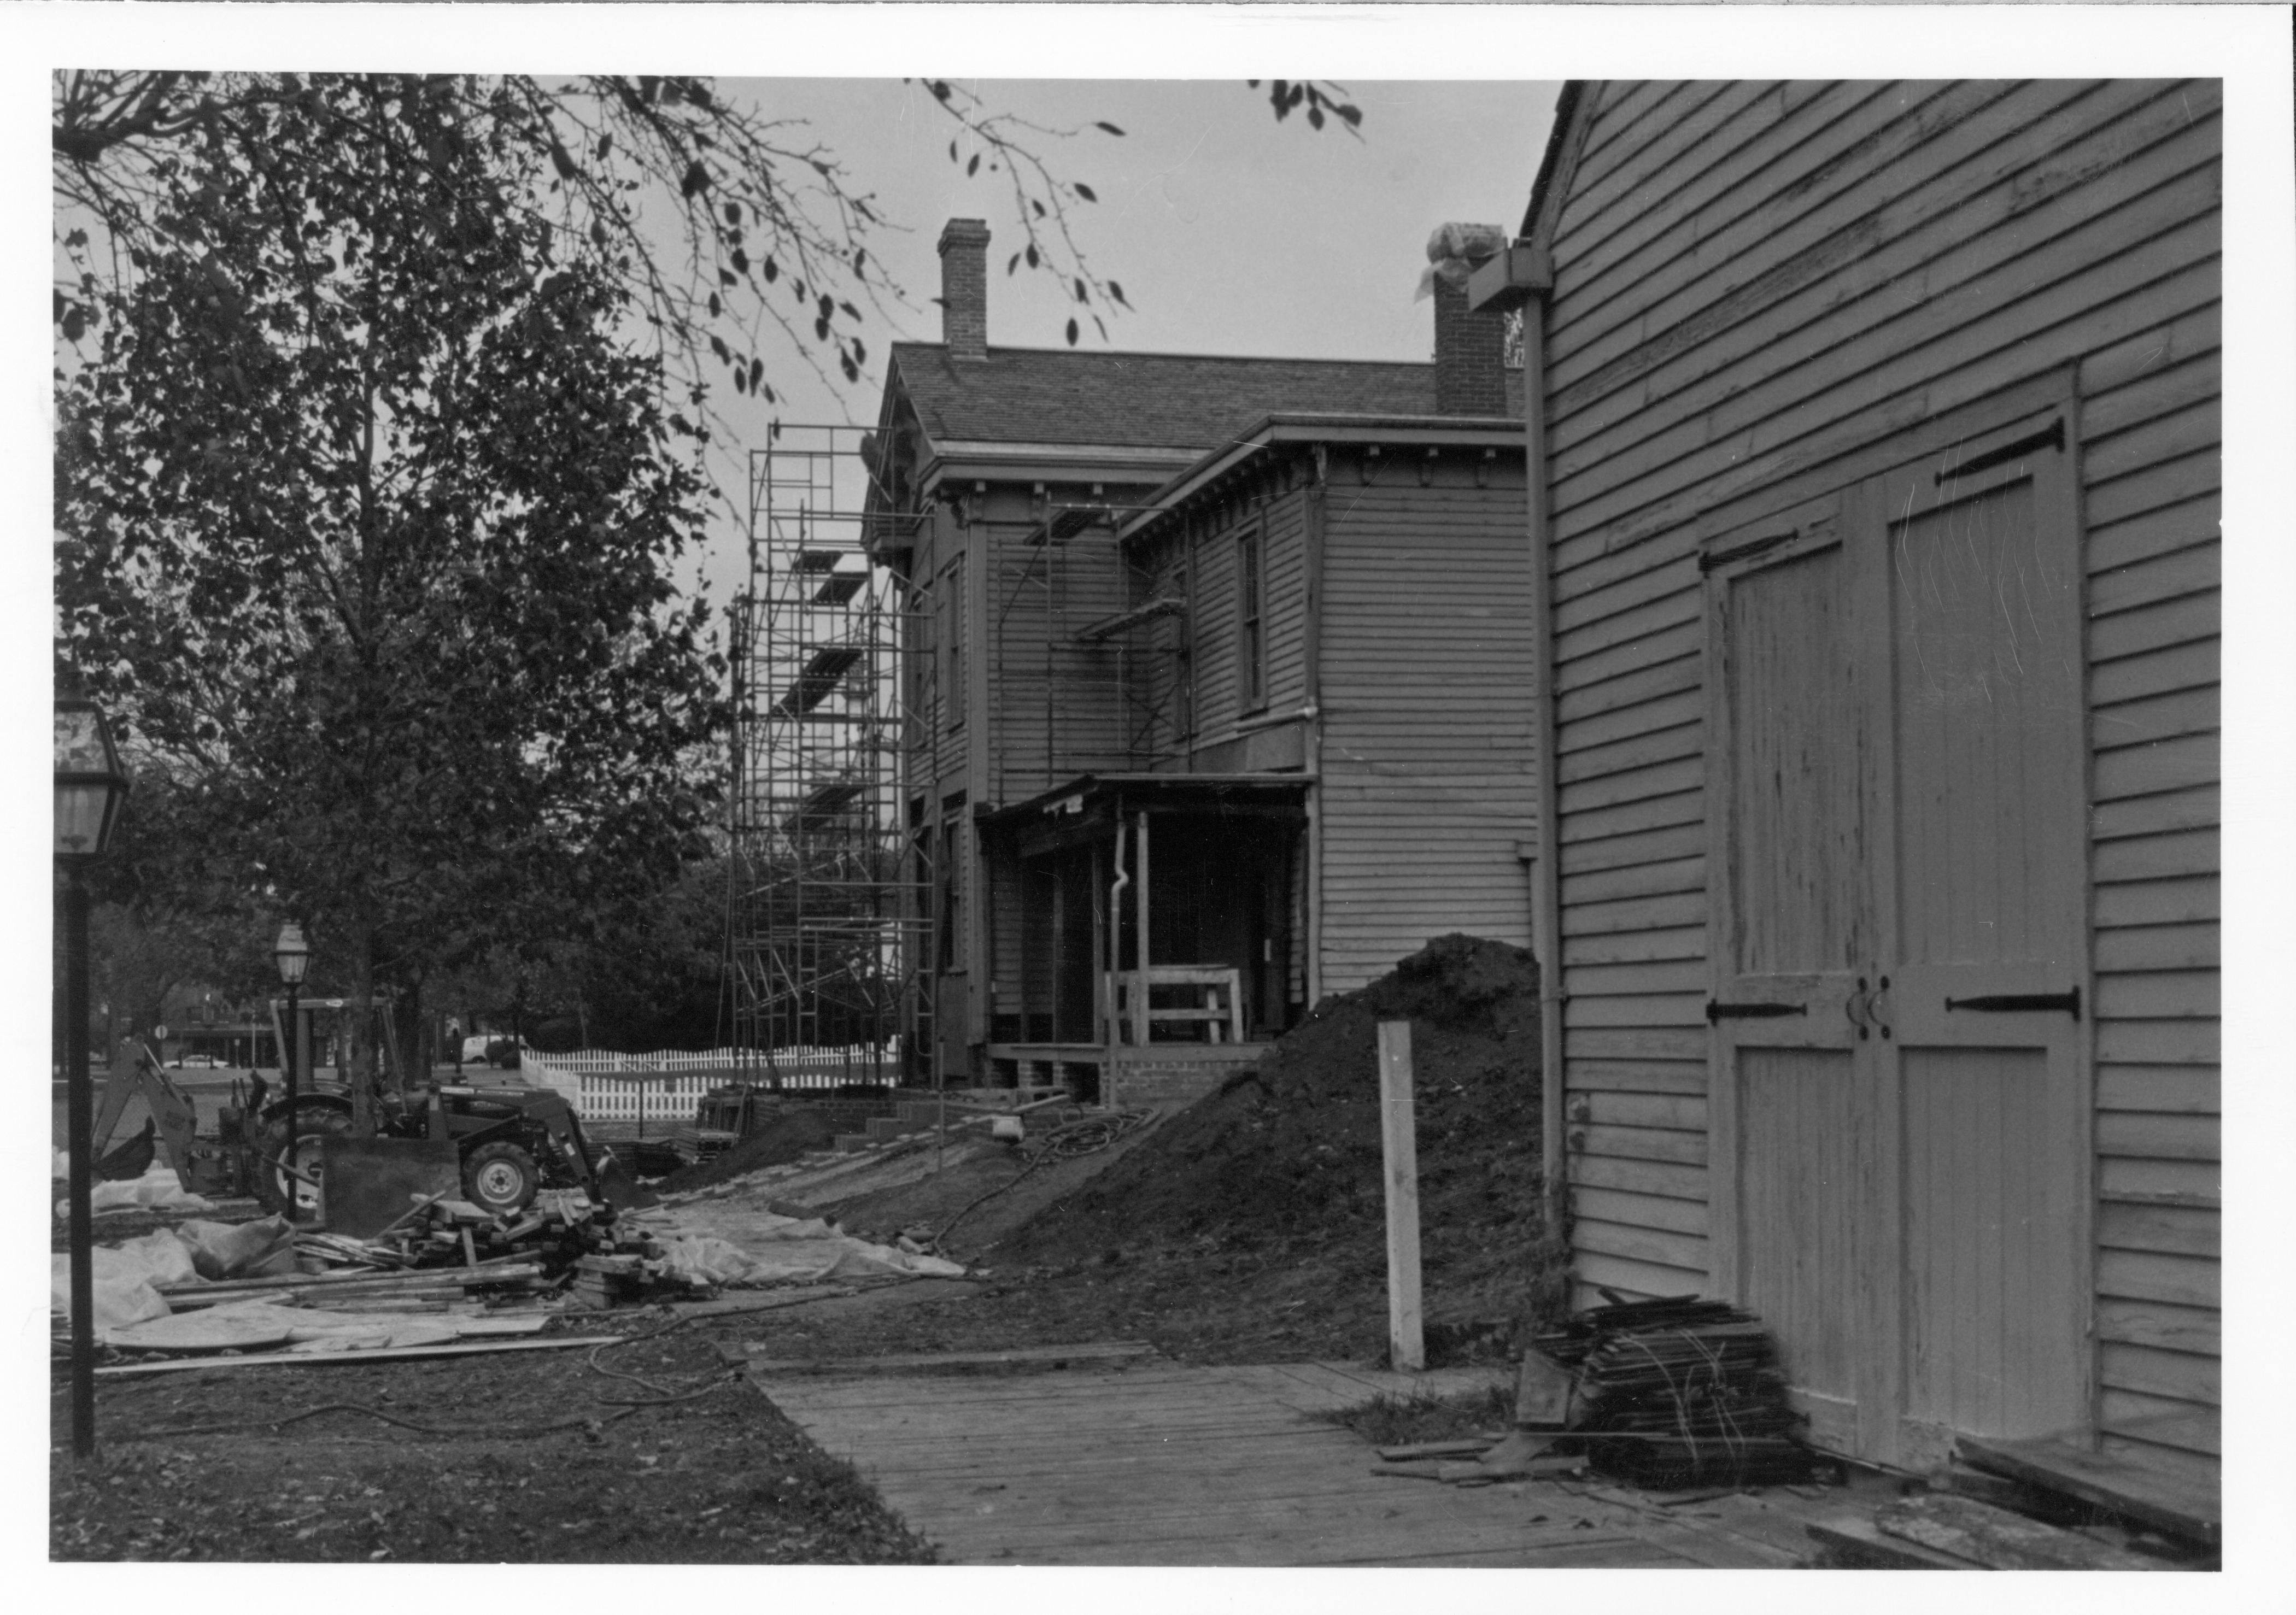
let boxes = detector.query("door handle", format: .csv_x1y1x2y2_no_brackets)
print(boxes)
1944,987,2082,1021
1706,1001,1807,1023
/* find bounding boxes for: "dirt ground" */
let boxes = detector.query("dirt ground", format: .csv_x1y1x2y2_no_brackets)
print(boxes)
50,1316,935,1563
54,935,1561,1561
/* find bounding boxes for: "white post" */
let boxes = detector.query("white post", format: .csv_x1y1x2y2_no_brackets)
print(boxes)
1378,1019,1424,1372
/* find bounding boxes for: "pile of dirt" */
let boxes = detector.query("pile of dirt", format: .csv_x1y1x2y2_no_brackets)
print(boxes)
653,1107,842,1195
990,933,1569,1356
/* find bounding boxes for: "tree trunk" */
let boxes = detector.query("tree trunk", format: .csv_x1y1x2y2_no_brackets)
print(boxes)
348,914,377,1135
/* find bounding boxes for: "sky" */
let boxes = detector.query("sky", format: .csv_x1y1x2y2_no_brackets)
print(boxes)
683,78,1560,608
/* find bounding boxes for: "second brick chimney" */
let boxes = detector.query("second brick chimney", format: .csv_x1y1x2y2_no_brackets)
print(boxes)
1427,222,1509,416
938,218,991,361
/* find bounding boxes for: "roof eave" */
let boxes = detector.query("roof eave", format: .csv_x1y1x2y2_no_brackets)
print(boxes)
1117,412,1525,542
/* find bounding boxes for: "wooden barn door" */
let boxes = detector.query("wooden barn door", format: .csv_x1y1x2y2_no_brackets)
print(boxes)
1861,417,2092,1468
1709,402,2092,1467
1706,497,1878,1457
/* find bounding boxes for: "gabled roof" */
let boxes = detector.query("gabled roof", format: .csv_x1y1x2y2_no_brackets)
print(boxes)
888,342,1522,458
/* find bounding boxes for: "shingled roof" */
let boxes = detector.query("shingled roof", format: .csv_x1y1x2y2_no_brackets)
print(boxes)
889,342,1522,455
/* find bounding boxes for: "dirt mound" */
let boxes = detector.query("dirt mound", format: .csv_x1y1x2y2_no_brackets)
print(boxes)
654,1107,842,1194
995,934,1568,1351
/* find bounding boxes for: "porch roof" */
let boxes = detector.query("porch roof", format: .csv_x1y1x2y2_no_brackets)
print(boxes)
982,771,1309,832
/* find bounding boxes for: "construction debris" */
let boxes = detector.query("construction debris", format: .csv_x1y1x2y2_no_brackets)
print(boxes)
1527,1297,1816,1490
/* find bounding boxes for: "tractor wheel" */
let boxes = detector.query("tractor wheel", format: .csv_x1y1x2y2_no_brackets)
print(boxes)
249,1101,353,1217
462,1141,540,1217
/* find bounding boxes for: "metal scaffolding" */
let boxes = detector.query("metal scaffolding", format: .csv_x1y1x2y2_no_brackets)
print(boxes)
725,425,933,1087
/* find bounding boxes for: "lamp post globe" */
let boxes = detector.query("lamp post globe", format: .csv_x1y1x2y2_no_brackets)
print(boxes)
55,673,129,1461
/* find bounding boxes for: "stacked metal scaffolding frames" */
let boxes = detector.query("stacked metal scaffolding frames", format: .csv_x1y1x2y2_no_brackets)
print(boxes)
727,426,933,1086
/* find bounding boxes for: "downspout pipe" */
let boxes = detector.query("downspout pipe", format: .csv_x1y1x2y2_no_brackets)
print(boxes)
1523,295,1568,1244
1106,817,1129,1109
1471,234,1566,1242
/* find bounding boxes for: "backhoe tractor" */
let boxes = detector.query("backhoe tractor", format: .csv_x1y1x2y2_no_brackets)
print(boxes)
90,1038,651,1222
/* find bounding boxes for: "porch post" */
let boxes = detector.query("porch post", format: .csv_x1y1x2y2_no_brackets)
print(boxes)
1133,810,1152,1049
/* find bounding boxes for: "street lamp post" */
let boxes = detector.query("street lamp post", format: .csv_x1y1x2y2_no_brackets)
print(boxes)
273,922,311,1221
55,675,131,1460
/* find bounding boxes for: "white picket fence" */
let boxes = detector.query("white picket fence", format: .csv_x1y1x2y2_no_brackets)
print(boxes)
520,1043,903,1121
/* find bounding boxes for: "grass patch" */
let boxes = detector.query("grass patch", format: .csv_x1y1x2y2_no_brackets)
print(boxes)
1316,1383,1515,1448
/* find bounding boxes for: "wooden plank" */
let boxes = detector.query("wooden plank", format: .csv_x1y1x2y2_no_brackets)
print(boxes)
2096,1063,2219,1114
1557,104,2221,508
2100,1394,2220,1458
1570,1183,1708,1236
2087,495,2222,583
2093,874,2218,929
2099,1201,2219,1260
1552,132,2221,527
2093,829,2217,885
93,1334,618,1378
2078,301,2222,398
2092,544,2223,629
1377,1020,1424,1372
2094,971,2218,1021
744,1340,1157,1373
2092,683,2219,752
2096,1111,2219,1160
2097,1299,2218,1359
1806,1514,1976,1569
1873,1494,2164,1571
1956,1433,2218,1549
1571,1215,1709,1273
2096,1249,2218,1309
2098,1156,2221,1207
2087,447,2221,530
2095,1020,2219,1065
1554,247,2222,567
1569,1150,1709,1204
2093,783,2219,842
2081,351,2222,444
1566,1059,1709,1094
2102,1340,2220,1407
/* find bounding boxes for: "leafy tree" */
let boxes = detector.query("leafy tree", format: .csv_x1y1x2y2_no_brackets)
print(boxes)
55,72,1363,499
56,76,723,1127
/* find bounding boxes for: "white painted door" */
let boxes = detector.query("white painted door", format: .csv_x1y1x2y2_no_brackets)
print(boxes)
1709,403,2092,1467
1705,494,1876,1455
1859,418,2093,1467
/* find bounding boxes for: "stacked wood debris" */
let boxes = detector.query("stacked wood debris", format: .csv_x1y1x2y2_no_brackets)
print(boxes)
1530,1297,1815,1490
260,1189,673,1311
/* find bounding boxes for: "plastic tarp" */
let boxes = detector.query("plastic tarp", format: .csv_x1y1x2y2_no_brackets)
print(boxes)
638,1207,964,1287
173,1216,300,1281
66,1162,215,1215
103,1299,465,1352
50,1231,202,1331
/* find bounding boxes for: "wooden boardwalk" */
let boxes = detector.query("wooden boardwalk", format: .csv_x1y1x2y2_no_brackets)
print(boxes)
752,1358,1829,1567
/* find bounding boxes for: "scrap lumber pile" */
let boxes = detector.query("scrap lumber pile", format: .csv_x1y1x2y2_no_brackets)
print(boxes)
174,1190,676,1313
1530,1297,1815,1490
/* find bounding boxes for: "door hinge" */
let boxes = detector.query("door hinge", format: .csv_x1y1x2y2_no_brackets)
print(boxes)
1943,987,2082,1021
1705,1000,1807,1023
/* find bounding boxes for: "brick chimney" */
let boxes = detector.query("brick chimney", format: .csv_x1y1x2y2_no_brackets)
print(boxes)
938,218,991,360
1430,222,1508,416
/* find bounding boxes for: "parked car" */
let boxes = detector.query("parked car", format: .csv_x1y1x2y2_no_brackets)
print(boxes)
168,1053,227,1069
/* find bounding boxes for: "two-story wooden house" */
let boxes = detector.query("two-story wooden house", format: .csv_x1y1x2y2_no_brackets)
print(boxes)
866,220,1534,1103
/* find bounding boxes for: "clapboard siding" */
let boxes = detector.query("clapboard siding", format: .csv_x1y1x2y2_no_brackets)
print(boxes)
1316,460,1534,993
985,488,1135,800
1538,79,2218,1472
